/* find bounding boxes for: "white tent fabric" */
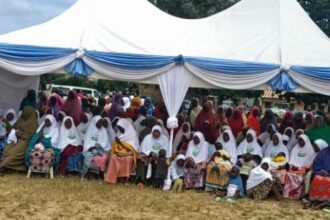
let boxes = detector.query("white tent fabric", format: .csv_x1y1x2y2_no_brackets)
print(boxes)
0,0,329,67
0,68,40,112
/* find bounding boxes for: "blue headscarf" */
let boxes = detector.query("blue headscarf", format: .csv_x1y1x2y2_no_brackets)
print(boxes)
228,165,245,197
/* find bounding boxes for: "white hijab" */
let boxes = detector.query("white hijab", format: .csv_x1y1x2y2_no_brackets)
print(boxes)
289,134,316,168
264,133,290,163
77,112,93,141
172,122,191,153
116,118,139,150
247,157,273,190
37,114,59,147
217,129,237,164
157,119,169,138
170,154,186,180
237,129,262,158
123,97,131,111
140,125,170,157
58,116,82,151
5,109,17,126
133,115,146,136
57,111,67,128
284,127,296,153
104,117,116,145
315,139,328,151
186,132,209,164
83,115,110,152
258,124,276,144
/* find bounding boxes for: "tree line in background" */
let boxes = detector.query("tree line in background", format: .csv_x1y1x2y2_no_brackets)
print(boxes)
149,0,330,37
42,0,330,104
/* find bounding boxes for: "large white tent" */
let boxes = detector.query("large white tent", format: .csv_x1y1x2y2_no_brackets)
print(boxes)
0,0,330,127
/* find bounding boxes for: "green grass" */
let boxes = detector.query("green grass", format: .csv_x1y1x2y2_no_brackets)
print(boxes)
0,174,327,220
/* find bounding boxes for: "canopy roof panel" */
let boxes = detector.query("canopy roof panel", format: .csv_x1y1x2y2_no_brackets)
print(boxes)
0,0,329,66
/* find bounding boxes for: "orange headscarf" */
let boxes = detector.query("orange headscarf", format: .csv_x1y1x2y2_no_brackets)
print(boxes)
246,106,261,136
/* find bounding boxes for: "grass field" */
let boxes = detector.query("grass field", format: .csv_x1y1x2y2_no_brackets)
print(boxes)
0,174,328,220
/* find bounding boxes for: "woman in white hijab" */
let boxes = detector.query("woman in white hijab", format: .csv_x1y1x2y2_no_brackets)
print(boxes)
123,97,131,111
172,122,191,154
57,111,67,129
283,127,296,153
77,112,93,141
283,134,316,200
258,124,276,145
237,129,263,161
246,157,278,200
105,118,139,184
25,114,61,174
81,116,110,179
264,133,290,164
4,109,17,127
57,116,83,175
314,139,328,152
156,119,169,138
184,132,209,189
102,117,116,145
133,115,146,136
217,128,237,164
136,125,170,187
189,98,202,128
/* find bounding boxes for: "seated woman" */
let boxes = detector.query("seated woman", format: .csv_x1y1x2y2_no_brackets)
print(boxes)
217,128,237,164
184,132,208,189
237,129,263,164
136,125,170,188
205,149,232,193
105,118,139,184
306,140,330,207
25,115,61,175
264,133,290,164
247,158,278,200
77,112,93,142
102,117,116,146
81,116,110,179
172,122,191,155
3,109,18,133
282,134,316,200
283,127,296,153
57,116,83,175
170,154,186,193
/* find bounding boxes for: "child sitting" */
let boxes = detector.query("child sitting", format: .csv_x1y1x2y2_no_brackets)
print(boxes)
227,166,244,199
170,154,185,193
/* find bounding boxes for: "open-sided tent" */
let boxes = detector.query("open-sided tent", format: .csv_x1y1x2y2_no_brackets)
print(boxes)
0,0,330,154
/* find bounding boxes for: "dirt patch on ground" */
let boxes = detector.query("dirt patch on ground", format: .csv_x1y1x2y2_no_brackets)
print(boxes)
0,174,328,219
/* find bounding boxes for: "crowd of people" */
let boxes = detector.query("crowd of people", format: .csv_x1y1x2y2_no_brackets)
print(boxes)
1,89,330,209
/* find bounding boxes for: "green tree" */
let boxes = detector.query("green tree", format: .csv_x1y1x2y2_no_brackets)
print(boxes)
149,0,330,37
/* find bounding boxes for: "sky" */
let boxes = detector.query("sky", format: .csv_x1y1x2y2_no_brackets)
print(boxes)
0,0,76,34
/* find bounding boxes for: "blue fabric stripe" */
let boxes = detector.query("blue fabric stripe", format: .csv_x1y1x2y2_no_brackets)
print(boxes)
185,57,280,74
291,66,330,80
0,43,73,61
86,51,175,70
269,71,299,91
64,59,94,76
